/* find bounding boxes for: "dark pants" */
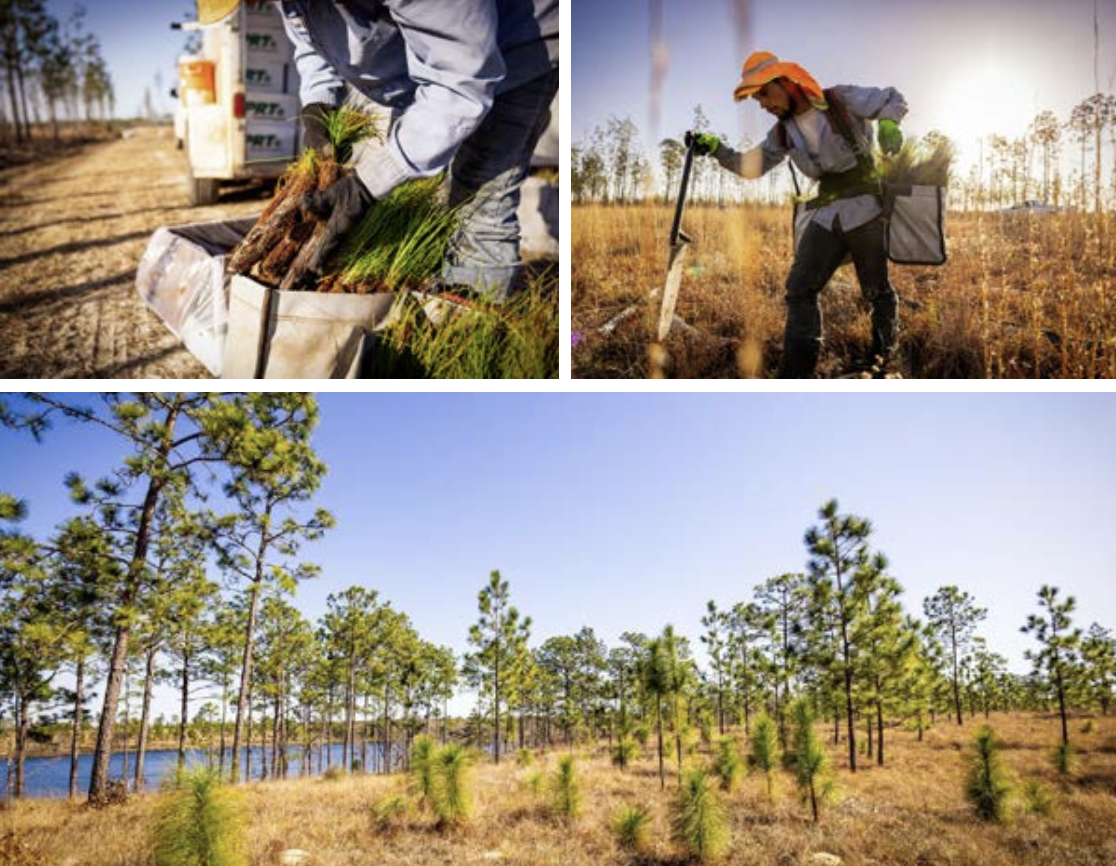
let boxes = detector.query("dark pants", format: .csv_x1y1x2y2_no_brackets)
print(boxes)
780,215,898,377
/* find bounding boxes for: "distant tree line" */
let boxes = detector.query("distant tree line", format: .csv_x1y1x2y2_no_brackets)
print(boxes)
0,0,115,147
2,399,1114,806
575,94,1116,213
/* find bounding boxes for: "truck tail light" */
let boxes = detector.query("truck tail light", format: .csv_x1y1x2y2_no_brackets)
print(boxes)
233,92,246,119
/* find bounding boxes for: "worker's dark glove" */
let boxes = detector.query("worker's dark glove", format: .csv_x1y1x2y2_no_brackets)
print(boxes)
300,101,334,156
300,173,376,276
877,119,903,155
684,130,721,157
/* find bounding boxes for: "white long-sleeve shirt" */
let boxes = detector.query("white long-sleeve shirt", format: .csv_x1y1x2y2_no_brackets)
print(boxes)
279,0,558,199
715,84,908,232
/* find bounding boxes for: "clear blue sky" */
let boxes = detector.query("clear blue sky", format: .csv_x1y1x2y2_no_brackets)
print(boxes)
574,0,1116,175
4,393,1116,724
46,1,198,119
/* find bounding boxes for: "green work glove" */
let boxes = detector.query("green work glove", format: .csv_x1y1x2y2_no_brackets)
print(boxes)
878,119,902,155
684,130,721,157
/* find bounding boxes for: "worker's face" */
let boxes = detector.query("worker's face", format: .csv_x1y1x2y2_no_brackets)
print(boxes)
754,80,792,119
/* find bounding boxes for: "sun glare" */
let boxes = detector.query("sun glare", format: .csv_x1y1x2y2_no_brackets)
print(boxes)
938,63,1037,147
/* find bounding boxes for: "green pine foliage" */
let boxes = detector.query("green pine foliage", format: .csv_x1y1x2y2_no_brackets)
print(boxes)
410,734,437,801
430,744,474,829
151,767,247,866
1022,779,1055,816
365,282,559,379
550,755,583,821
611,804,652,853
516,748,536,768
324,105,382,165
612,734,641,770
790,700,834,823
710,736,743,792
372,793,413,835
337,177,460,293
749,712,781,801
965,726,1013,822
1053,740,1076,775
671,769,729,862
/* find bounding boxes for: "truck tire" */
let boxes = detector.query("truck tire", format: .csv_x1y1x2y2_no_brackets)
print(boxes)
189,175,220,206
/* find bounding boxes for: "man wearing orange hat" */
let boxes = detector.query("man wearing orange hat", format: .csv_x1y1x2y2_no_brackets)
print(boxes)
686,52,907,378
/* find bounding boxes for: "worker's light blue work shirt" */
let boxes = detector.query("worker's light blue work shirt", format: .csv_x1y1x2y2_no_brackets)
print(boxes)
716,84,908,233
277,0,558,198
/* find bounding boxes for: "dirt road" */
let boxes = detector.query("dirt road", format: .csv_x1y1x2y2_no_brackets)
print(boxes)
0,126,269,378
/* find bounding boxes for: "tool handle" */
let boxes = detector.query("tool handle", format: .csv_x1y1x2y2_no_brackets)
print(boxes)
669,140,695,247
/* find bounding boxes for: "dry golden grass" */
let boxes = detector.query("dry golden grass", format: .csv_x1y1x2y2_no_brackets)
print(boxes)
572,203,1116,378
3,712,1115,866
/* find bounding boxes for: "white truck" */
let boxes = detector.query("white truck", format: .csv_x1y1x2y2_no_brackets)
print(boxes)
173,3,301,205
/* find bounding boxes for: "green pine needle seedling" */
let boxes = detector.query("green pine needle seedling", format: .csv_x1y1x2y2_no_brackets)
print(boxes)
338,177,460,293
1022,779,1055,816
550,755,583,822
410,734,437,801
373,793,413,836
324,104,383,165
965,726,1013,823
710,736,743,792
790,700,834,823
152,767,247,866
431,744,474,830
1081,719,1096,734
749,713,781,802
612,735,640,770
671,769,729,862
516,748,536,768
1053,740,1076,776
524,770,544,797
611,804,652,853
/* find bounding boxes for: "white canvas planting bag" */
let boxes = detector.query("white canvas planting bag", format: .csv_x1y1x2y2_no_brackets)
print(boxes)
885,184,947,265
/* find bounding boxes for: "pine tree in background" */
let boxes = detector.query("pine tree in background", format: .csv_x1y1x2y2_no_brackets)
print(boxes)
1022,585,1081,746
924,585,988,726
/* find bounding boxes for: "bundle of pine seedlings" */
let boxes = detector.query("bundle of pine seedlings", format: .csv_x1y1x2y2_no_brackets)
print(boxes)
878,132,955,187
365,269,559,378
227,107,458,294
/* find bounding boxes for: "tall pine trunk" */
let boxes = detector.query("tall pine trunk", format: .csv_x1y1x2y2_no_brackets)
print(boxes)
177,644,191,771
231,523,270,783
69,657,85,798
134,645,157,791
89,404,177,802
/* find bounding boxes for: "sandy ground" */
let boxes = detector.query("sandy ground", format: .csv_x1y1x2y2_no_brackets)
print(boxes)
0,126,271,379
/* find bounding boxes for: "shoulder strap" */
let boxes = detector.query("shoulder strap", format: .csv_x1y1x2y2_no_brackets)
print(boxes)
822,87,874,175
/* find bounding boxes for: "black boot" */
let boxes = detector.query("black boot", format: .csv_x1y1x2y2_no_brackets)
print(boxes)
777,338,820,378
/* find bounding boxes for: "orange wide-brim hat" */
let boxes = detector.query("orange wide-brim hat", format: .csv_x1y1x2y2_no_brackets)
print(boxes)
197,0,240,25
733,51,826,105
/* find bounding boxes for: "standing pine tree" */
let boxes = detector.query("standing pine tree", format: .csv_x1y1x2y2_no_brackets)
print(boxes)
1022,585,1081,746
790,699,834,823
803,499,874,773
466,571,531,765
923,585,987,726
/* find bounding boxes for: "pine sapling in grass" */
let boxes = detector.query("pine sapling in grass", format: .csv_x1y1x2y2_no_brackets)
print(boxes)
1022,779,1055,816
965,726,1013,823
410,734,437,802
152,767,247,866
1053,739,1076,775
613,734,640,770
710,736,743,792
671,769,729,862
431,744,474,830
611,804,652,853
790,700,835,823
550,754,583,821
749,712,781,802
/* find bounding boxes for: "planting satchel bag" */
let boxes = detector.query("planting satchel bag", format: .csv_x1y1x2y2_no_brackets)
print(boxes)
786,89,947,266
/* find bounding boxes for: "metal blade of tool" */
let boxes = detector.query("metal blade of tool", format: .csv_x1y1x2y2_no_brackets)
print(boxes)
657,139,695,341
